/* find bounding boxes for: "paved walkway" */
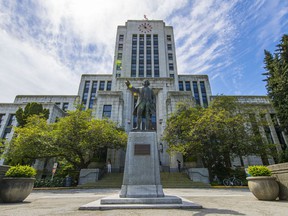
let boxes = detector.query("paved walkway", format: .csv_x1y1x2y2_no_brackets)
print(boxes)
0,188,287,215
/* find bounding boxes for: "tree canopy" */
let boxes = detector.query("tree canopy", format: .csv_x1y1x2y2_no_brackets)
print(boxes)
163,97,274,179
263,34,288,132
6,109,127,170
16,102,50,127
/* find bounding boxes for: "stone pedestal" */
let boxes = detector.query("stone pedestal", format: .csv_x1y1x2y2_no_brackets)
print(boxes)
120,131,164,198
79,131,202,210
268,163,288,200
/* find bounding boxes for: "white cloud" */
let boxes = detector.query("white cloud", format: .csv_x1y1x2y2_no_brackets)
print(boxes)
0,0,287,101
0,30,78,103
172,0,239,75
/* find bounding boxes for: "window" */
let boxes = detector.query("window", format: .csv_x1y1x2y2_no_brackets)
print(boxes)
103,105,112,118
106,81,112,91
168,53,173,60
146,34,152,77
264,126,274,144
119,34,124,42
116,61,122,70
193,81,200,105
88,81,97,109
55,102,61,107
200,81,206,93
99,81,105,91
167,35,171,41
185,81,191,91
62,103,69,111
170,74,174,78
271,114,286,150
0,114,5,128
153,35,159,77
200,81,208,107
139,65,144,77
118,44,123,51
117,53,122,60
131,35,137,77
202,94,208,108
154,64,159,77
169,63,174,71
146,34,151,45
139,35,145,77
179,81,184,91
167,44,172,50
82,81,90,105
3,114,16,137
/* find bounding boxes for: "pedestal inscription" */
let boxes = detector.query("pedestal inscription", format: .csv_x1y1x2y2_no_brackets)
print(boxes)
134,144,150,155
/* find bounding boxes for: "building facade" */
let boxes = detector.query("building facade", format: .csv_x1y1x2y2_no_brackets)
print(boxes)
0,20,287,171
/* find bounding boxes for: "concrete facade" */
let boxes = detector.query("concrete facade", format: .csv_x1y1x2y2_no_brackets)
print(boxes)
211,96,288,167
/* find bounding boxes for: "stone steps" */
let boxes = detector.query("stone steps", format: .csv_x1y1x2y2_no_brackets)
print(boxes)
78,172,210,189
161,172,210,188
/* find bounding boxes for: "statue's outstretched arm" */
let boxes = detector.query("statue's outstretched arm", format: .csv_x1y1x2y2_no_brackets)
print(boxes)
125,80,139,93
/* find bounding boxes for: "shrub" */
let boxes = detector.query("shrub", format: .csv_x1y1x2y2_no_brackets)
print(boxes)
34,177,65,188
247,165,271,177
5,165,36,178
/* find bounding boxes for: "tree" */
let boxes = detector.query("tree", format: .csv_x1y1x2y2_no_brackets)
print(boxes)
6,109,127,170
263,34,288,132
6,115,56,165
16,102,50,127
53,109,127,169
163,97,274,180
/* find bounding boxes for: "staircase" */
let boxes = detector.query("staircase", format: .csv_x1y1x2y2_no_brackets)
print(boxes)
161,172,210,188
78,172,210,189
78,173,123,189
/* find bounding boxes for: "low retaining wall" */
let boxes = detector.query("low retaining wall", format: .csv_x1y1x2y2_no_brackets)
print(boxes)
187,168,210,184
268,163,288,200
78,168,101,185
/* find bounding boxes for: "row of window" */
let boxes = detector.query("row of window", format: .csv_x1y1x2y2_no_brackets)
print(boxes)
0,114,5,128
130,34,160,77
55,102,69,111
82,80,112,108
179,81,208,107
117,35,124,75
1,114,16,139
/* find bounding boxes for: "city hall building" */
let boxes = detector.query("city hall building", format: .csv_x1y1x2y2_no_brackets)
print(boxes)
0,20,287,171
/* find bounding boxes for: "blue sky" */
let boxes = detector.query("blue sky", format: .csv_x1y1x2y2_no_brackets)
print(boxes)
0,0,287,102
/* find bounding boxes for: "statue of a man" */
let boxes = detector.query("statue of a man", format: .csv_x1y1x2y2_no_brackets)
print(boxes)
125,80,155,130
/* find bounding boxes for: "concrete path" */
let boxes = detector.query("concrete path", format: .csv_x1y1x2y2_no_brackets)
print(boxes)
0,188,287,215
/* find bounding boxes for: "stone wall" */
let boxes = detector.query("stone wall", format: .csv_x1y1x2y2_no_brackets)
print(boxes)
268,163,288,200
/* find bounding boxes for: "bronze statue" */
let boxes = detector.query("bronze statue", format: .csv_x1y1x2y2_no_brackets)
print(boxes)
125,80,155,130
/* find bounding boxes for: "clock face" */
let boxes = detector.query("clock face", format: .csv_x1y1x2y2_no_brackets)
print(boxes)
138,23,152,33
